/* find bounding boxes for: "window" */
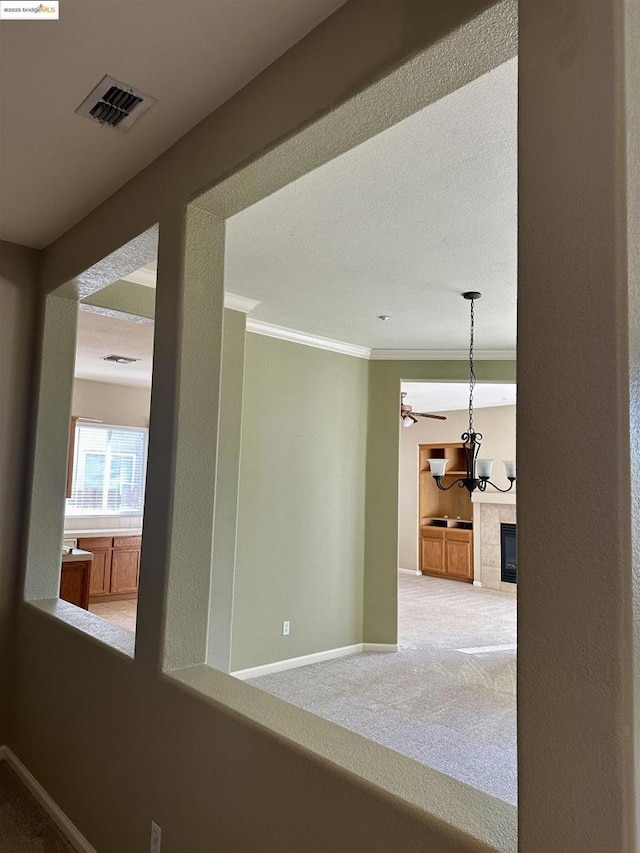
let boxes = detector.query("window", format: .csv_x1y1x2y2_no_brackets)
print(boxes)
66,423,148,515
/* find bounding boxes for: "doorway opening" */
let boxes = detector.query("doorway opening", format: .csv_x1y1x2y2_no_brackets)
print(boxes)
397,379,517,801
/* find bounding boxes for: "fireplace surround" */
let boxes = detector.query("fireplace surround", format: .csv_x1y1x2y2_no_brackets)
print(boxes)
471,492,517,591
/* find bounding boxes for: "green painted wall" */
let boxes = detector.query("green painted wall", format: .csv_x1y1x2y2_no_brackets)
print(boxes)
363,360,517,644
231,334,368,671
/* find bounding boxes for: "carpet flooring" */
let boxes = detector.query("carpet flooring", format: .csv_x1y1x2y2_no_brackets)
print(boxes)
248,574,517,804
0,762,74,852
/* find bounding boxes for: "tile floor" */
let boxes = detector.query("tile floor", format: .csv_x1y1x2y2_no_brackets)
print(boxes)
89,599,137,632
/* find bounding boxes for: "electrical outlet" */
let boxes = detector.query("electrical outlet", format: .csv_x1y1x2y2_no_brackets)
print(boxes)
151,821,161,853
282,620,290,636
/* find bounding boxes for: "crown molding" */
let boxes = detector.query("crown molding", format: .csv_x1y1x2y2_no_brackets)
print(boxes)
224,293,260,314
109,281,515,361
369,349,517,360
245,322,516,361
246,320,371,359
122,267,156,288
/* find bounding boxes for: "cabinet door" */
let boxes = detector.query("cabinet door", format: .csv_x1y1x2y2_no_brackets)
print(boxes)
445,536,473,580
110,549,140,594
60,561,91,609
421,531,446,575
88,549,112,595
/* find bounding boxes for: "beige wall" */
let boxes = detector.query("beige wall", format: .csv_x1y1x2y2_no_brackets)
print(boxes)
517,0,639,848
0,241,38,744
10,2,521,842
9,1,640,852
399,404,516,571
71,378,151,428
12,603,495,853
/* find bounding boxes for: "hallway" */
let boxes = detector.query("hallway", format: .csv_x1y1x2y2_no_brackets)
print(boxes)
248,574,517,803
0,763,74,852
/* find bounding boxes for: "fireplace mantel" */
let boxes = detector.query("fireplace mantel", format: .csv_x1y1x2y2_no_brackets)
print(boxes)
471,491,516,505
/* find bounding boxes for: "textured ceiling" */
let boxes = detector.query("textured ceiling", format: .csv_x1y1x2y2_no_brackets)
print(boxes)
0,0,345,248
73,56,517,363
223,58,517,352
402,381,516,413
75,309,154,388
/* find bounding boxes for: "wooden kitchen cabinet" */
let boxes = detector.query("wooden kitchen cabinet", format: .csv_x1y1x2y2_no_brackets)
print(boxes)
65,416,78,499
78,535,141,601
80,537,112,596
111,549,140,593
59,560,91,609
88,548,112,595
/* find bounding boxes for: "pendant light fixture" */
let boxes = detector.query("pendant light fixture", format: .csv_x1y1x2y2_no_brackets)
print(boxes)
428,292,516,494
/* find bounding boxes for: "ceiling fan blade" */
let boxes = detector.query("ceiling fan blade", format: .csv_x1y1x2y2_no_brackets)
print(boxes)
414,412,447,420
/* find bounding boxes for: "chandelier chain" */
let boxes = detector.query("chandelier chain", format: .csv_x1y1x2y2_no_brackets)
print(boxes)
468,296,476,433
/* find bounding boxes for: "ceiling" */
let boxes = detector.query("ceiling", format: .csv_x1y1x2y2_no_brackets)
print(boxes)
0,0,345,248
75,309,154,388
402,382,516,413
117,58,517,354
72,52,517,378
223,57,517,353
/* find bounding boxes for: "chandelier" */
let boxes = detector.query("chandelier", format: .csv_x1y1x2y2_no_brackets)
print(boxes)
428,291,516,494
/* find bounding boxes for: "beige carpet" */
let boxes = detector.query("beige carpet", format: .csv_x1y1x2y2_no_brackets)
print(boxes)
248,574,517,803
0,762,74,852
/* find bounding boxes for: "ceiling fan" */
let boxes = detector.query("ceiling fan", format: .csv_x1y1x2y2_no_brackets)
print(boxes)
401,392,447,427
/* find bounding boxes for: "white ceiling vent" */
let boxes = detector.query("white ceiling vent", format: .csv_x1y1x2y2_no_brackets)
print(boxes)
76,76,156,132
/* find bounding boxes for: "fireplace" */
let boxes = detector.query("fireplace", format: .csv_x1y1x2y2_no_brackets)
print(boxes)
500,523,517,584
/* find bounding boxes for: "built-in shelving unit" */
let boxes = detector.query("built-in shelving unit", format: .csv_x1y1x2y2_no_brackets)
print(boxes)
418,442,473,583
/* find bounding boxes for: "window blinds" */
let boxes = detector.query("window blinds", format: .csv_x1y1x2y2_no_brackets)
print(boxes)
66,422,148,514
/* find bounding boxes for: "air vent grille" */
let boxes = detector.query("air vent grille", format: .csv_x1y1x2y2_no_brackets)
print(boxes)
76,76,156,132
89,86,143,127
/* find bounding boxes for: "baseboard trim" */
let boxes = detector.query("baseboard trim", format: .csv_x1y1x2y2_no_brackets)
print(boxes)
362,643,398,652
232,642,397,680
473,580,482,587
2,747,96,853
398,567,421,576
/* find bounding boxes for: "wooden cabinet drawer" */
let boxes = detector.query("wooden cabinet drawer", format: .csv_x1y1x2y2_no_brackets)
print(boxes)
113,535,142,550
446,528,472,542
421,526,445,540
78,536,113,551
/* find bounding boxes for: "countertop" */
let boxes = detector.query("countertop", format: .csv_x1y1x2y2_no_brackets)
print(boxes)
64,529,143,537
61,548,94,563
